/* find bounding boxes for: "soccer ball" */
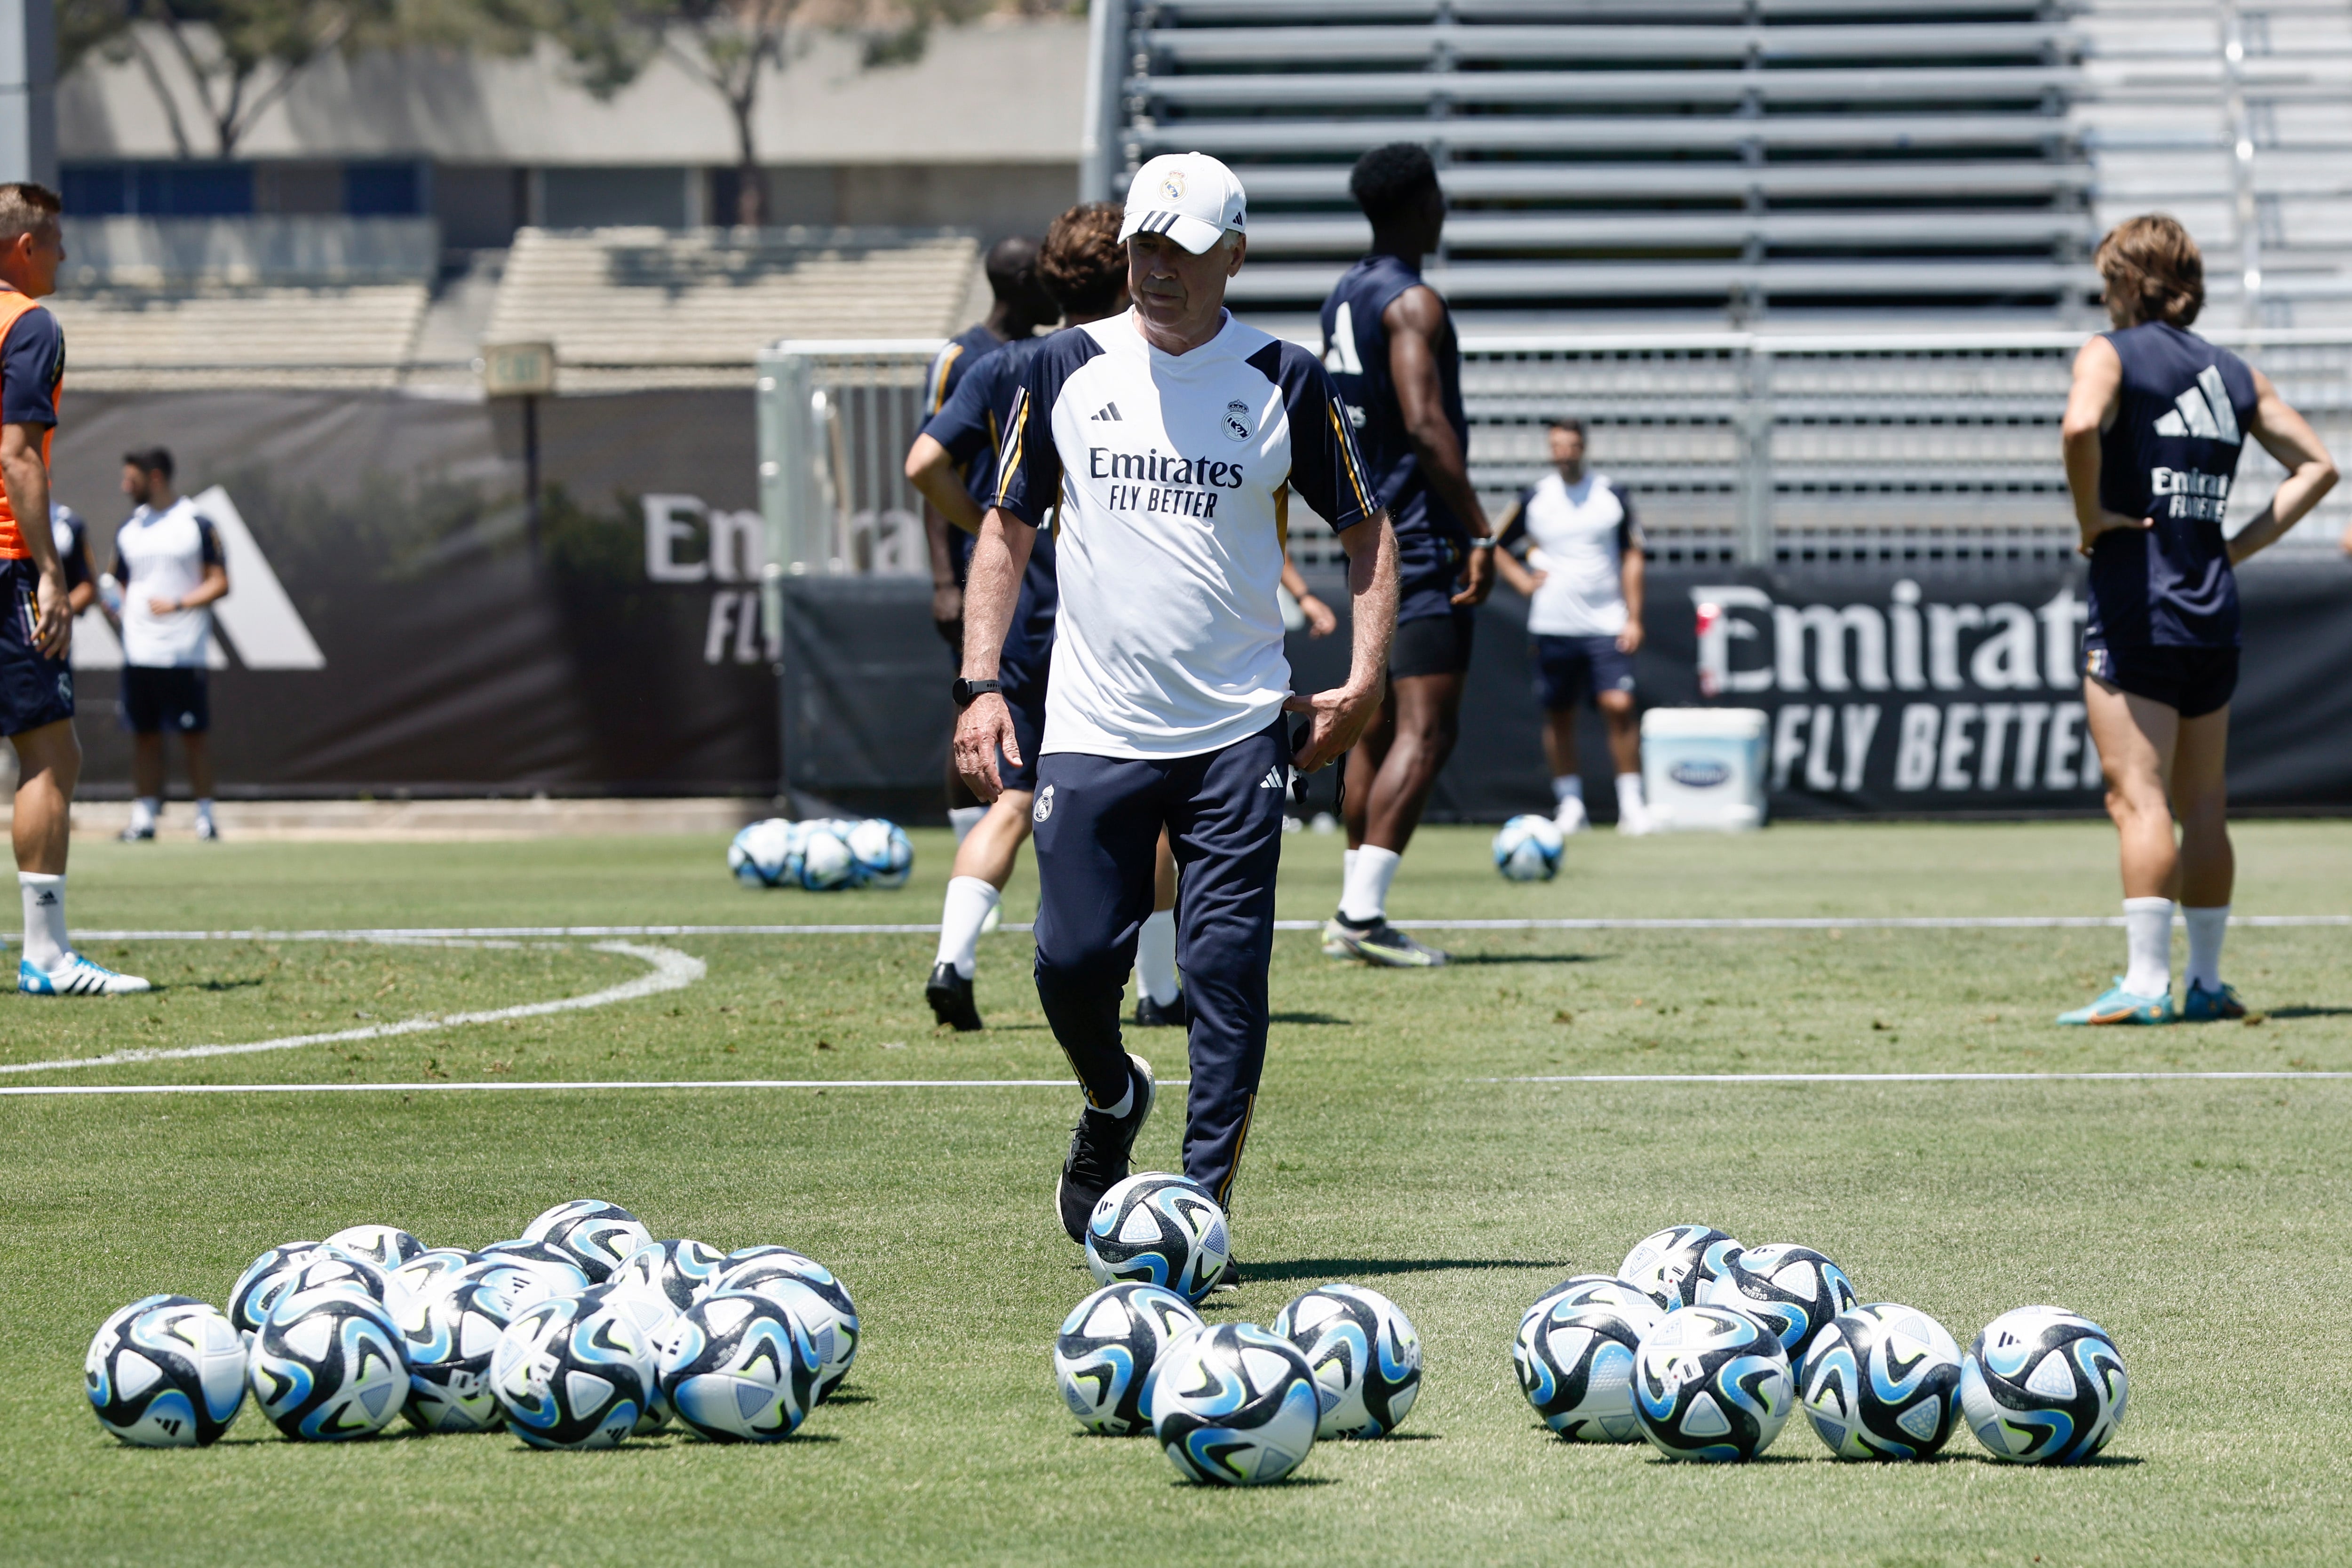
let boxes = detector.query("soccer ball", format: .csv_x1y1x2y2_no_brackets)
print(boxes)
228,1242,326,1335
1054,1281,1204,1435
1620,1225,1744,1310
1798,1302,1964,1460
248,1284,411,1441
712,1252,860,1401
86,1296,247,1447
1492,814,1565,882
1086,1173,1230,1304
1271,1284,1422,1438
574,1281,683,1433
489,1293,656,1449
278,1247,410,1322
1514,1289,1663,1441
729,819,795,888
397,1277,524,1433
521,1200,654,1284
477,1239,594,1297
324,1224,427,1271
450,1255,576,1318
611,1239,730,1313
1149,1323,1320,1486
658,1291,824,1443
1632,1304,1795,1461
1961,1305,2127,1465
1701,1242,1859,1366
389,1248,482,1302
798,822,856,890
846,818,914,888
1523,1274,1662,1325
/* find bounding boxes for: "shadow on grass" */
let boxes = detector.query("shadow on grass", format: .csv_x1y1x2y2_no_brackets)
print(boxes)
1167,1473,1339,1489
1442,953,1607,967
1244,1257,1573,1283
2264,1006,2352,1019
1269,1011,1352,1026
191,977,265,993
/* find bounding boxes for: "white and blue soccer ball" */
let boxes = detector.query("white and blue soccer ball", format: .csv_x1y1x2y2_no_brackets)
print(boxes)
846,818,914,889
1054,1281,1204,1435
1798,1302,1964,1460
611,1239,730,1313
389,1248,482,1303
276,1246,411,1323
249,1284,412,1441
489,1292,656,1449
476,1238,594,1297
1492,814,1565,882
712,1251,860,1402
1086,1173,1231,1304
1271,1284,1422,1439
728,818,796,888
521,1199,653,1284
397,1276,523,1433
798,821,857,891
658,1291,824,1443
573,1281,683,1433
1701,1242,1859,1367
1514,1285,1663,1441
1961,1305,2127,1464
324,1224,427,1271
1149,1322,1321,1485
228,1242,326,1335
1620,1225,1744,1310
86,1296,247,1447
1632,1304,1795,1461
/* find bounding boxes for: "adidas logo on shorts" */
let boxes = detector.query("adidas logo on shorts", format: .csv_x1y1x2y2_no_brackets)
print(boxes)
1258,766,1287,790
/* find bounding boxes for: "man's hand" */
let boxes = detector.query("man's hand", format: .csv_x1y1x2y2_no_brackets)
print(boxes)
2079,512,2152,555
931,581,963,648
1450,544,1495,606
954,693,1018,802
1297,591,1337,638
147,596,178,616
33,566,68,658
1283,682,1382,773
1616,622,1644,655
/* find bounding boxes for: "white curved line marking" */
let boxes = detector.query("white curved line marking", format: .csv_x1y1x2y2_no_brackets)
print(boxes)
0,941,705,1076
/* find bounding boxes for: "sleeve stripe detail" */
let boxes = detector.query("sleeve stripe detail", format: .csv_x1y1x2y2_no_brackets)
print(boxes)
1327,400,1375,520
928,344,962,414
993,387,1029,511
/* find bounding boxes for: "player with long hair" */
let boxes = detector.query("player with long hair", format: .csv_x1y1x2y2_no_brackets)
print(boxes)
2058,214,2336,1024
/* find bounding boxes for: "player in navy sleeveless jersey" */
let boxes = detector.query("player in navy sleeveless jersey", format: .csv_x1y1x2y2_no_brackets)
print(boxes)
1316,143,1496,967
2059,215,2336,1026
920,236,1054,845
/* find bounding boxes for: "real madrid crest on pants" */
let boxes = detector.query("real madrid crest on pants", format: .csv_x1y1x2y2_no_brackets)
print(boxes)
1033,783,1055,823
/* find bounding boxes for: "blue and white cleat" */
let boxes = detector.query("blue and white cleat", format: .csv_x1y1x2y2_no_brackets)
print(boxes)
19,954,152,996
2183,980,2248,1022
2056,978,2174,1026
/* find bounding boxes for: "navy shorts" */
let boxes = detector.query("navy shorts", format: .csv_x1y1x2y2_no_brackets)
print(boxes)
0,558,73,737
1532,633,1636,710
120,666,210,734
1391,606,1476,680
2084,641,2238,720
997,655,1047,795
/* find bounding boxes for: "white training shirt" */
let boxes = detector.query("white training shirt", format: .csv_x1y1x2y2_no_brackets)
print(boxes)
994,309,1375,759
113,498,224,669
1503,470,1641,637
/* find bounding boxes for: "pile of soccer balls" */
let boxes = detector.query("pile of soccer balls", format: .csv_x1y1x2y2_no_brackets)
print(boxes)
1051,1172,1425,1486
728,817,913,891
1513,1223,2128,1464
85,1199,859,1450
1492,815,1567,882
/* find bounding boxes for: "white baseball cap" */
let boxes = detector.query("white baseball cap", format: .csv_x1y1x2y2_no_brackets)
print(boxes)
1117,152,1248,255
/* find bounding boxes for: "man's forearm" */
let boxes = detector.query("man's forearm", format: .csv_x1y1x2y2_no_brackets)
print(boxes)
1409,424,1491,538
1,454,54,576
923,508,957,585
2062,428,2107,535
1344,518,1398,692
960,509,1034,679
1621,549,1644,626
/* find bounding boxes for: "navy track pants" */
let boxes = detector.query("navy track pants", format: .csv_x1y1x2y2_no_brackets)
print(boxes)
1030,718,1288,1211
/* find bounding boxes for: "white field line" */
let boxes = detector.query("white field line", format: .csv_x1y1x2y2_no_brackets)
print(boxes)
1493,1071,2352,1083
57,914,2352,941
0,941,704,1077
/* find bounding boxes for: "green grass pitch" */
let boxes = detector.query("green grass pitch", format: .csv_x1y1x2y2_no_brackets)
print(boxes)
6,821,2352,1566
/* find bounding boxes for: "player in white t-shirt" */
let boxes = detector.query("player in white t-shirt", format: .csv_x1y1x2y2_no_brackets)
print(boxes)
956,152,1398,1265
1493,419,1651,834
113,448,229,842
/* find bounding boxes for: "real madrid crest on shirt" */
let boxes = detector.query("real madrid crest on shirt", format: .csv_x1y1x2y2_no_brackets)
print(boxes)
1223,400,1252,442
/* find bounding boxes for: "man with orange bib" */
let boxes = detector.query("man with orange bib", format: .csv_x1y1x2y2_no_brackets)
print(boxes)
0,184,147,995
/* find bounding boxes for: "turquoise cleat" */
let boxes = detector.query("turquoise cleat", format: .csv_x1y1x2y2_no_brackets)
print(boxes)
2057,978,2175,1026
2182,980,2248,1022
18,954,152,996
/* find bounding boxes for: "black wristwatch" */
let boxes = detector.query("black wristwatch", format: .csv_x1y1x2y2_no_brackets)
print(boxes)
951,677,1002,709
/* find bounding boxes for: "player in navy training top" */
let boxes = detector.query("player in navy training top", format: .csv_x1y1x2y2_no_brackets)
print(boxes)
920,236,1055,844
1315,142,1496,968
2058,214,2336,1027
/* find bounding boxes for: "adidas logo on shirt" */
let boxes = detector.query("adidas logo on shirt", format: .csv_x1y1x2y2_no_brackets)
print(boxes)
2152,365,2241,443
1090,402,1122,422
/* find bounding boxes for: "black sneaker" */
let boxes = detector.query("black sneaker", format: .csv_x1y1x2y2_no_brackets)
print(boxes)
1133,988,1189,1028
1055,1053,1156,1243
1211,1254,1244,1292
925,963,983,1032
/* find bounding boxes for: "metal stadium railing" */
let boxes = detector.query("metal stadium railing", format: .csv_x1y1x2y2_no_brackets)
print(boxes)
756,329,2352,585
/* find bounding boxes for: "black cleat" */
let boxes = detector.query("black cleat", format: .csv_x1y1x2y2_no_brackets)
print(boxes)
1210,1254,1244,1292
1133,988,1190,1028
925,962,983,1032
1056,1053,1157,1243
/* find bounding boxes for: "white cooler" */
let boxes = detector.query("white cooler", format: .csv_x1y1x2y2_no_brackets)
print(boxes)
1640,708,1769,832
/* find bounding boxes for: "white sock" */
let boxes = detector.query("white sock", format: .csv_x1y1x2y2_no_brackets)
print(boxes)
130,796,158,830
1616,772,1648,823
934,876,1000,978
1339,844,1401,924
1136,908,1179,1005
2122,897,2174,998
195,797,214,822
1095,1079,1135,1119
20,872,66,972
948,806,985,844
1552,775,1582,805
2184,905,2228,992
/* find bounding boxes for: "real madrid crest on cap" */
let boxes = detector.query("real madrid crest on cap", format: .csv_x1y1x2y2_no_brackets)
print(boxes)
1120,153,1248,256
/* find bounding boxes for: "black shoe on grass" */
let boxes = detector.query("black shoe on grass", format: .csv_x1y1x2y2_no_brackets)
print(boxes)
1055,1053,1157,1242
925,963,983,1032
1211,1254,1244,1292
1133,989,1190,1028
